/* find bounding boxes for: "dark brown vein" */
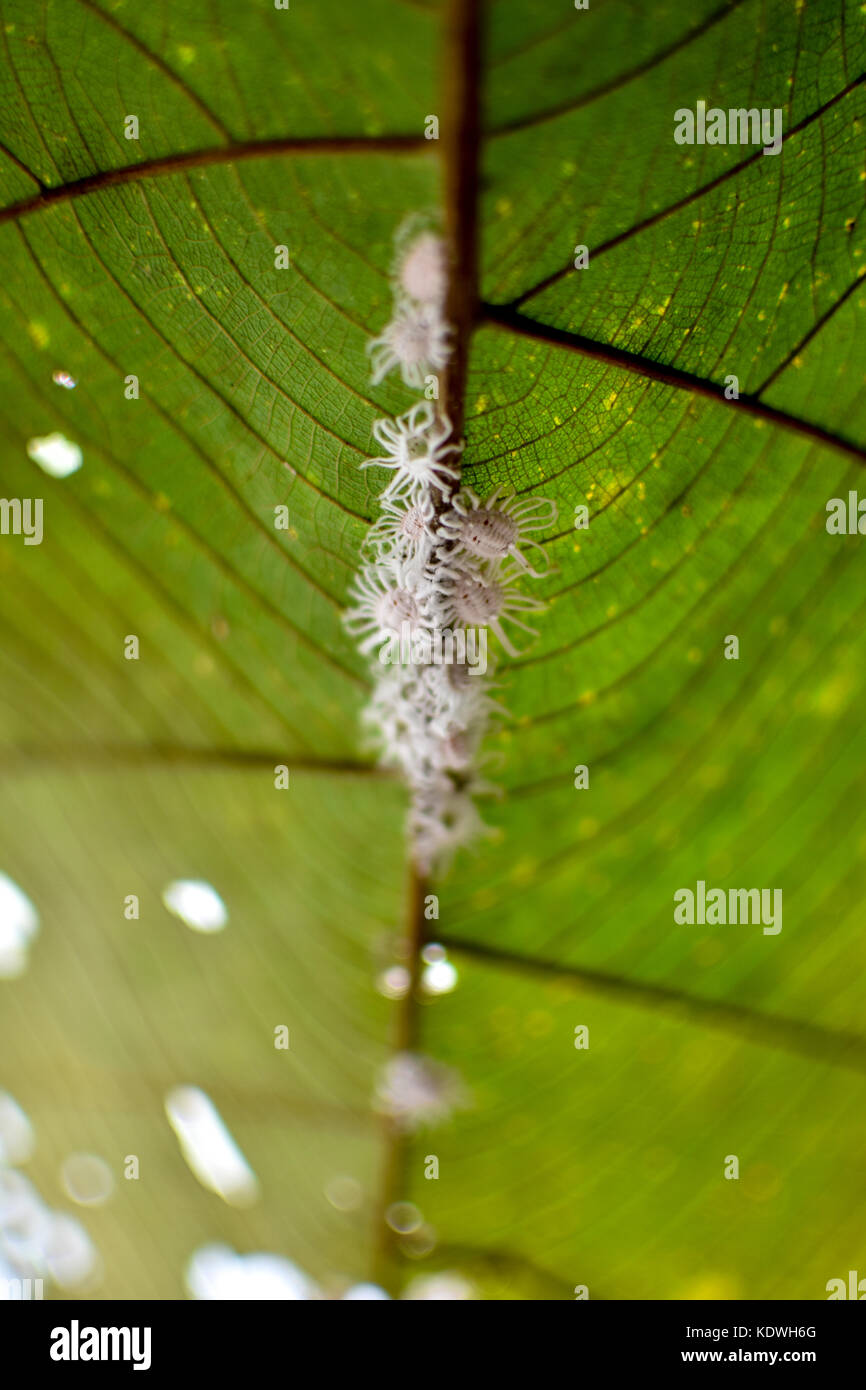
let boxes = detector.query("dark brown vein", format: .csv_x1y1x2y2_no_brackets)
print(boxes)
756,271,865,396
75,0,233,139
0,136,43,190
509,74,865,309
437,936,866,1076
481,302,866,464
373,0,482,1294
0,745,384,775
487,0,746,137
0,134,430,227
372,862,429,1287
440,0,482,438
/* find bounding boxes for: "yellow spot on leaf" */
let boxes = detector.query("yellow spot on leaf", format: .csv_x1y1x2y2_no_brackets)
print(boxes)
27,322,49,349
813,673,853,715
510,858,537,885
525,1010,554,1038
677,1274,742,1300
472,888,497,911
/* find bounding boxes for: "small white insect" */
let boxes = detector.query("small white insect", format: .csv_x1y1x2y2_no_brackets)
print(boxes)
361,668,432,775
348,213,557,873
366,299,452,388
375,1051,468,1131
343,561,431,656
396,231,448,309
362,490,437,565
361,402,462,503
440,562,547,658
423,659,504,738
439,485,557,575
410,774,493,872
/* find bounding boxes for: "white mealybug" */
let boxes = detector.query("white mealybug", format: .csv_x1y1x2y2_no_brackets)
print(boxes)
345,215,557,875
374,1051,468,1131
366,299,452,388
438,485,557,575
439,562,547,658
343,561,431,656
361,402,462,503
397,231,448,309
363,494,436,565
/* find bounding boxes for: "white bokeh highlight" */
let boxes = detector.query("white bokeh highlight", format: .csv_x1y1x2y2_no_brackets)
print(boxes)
162,880,228,933
165,1087,258,1206
26,432,82,478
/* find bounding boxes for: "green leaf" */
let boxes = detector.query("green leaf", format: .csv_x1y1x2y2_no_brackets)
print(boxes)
0,0,864,1301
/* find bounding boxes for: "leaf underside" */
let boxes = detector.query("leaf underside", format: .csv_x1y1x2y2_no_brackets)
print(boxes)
0,0,864,1299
